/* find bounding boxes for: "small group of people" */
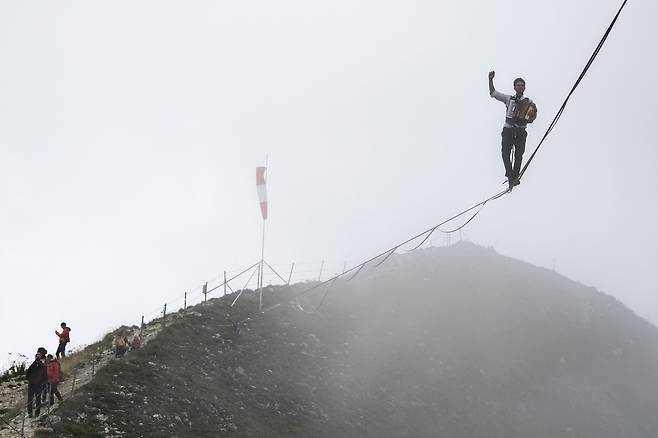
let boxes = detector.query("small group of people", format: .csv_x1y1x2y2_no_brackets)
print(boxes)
111,334,142,358
25,349,63,418
25,322,70,418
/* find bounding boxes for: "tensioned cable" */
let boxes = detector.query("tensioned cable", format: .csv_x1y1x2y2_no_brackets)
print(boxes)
207,262,260,295
519,0,629,180
119,261,260,329
0,413,24,437
261,0,629,312
10,7,628,414
262,186,509,311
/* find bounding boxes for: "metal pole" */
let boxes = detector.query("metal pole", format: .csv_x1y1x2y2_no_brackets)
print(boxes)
257,155,268,311
163,303,167,317
287,262,295,285
203,282,208,302
258,220,266,311
318,260,324,281
184,292,187,310
141,315,145,329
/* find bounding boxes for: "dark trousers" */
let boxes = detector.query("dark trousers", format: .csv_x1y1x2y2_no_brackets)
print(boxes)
56,342,67,359
27,383,43,417
49,383,62,405
501,127,527,179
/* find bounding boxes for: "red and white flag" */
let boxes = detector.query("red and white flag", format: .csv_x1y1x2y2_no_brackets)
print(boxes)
256,166,267,220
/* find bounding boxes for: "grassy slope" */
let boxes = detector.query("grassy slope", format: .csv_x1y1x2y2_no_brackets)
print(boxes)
44,243,658,438
46,289,367,437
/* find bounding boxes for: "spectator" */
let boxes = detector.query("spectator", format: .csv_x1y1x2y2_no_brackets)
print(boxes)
35,348,48,403
129,335,142,350
45,354,63,405
55,322,71,359
26,354,47,418
112,335,127,358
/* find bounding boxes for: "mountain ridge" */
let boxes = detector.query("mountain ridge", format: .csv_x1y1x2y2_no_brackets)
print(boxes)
23,242,658,437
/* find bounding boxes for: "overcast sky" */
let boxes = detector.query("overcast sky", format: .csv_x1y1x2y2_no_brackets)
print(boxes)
1,0,656,369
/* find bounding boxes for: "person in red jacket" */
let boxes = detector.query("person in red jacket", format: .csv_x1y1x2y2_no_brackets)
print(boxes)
45,354,63,405
55,322,71,359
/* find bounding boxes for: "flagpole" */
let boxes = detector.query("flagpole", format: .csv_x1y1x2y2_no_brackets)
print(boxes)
259,219,265,311
258,155,268,311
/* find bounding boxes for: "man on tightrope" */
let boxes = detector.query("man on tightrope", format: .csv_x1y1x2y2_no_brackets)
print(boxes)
488,71,537,191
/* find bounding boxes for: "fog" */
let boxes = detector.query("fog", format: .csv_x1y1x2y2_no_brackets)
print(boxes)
297,244,658,437
1,0,656,369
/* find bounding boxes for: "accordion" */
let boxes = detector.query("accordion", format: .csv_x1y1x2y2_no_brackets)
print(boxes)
512,98,536,123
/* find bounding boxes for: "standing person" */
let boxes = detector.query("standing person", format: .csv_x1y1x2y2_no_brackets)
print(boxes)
112,335,127,358
36,348,48,403
26,354,48,418
55,322,71,359
488,70,537,191
129,335,142,350
45,354,63,405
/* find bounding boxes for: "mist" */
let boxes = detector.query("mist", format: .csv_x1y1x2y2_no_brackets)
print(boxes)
1,0,656,380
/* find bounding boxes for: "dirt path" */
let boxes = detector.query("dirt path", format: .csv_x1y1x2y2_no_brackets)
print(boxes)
0,319,172,438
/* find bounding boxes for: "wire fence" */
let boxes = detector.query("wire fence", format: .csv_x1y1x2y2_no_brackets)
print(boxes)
0,255,354,437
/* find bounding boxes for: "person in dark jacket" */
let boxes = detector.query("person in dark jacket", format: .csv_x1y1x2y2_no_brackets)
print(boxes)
55,322,71,359
26,354,48,418
36,348,48,403
45,354,63,405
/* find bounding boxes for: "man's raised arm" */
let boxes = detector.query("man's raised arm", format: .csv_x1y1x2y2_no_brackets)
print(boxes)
488,70,496,95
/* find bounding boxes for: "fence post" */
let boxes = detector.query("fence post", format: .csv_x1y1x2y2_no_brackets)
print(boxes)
141,315,145,329
203,282,208,302
224,271,227,296
184,292,187,310
163,303,167,317
318,260,324,281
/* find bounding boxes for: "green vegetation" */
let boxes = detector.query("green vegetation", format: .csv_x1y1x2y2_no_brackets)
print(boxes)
0,355,27,383
33,243,658,437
